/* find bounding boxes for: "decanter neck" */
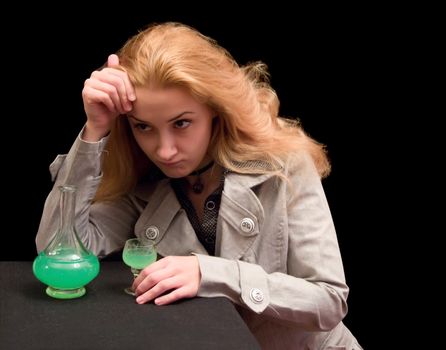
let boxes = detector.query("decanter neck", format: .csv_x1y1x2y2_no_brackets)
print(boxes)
59,185,76,233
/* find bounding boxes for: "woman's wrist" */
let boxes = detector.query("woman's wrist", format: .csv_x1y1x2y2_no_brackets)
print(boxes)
82,123,110,142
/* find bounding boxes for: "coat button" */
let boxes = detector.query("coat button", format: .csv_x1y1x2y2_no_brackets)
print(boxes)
249,288,264,303
205,200,216,210
145,226,159,240
240,218,255,233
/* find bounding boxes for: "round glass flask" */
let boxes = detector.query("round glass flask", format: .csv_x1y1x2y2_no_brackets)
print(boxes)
33,185,100,299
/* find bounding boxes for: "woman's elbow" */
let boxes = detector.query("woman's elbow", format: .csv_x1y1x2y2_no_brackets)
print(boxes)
319,287,349,330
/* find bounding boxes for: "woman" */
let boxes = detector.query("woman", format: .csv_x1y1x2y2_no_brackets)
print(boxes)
36,22,362,349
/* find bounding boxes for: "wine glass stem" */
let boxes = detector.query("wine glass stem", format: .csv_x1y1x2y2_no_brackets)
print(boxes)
124,268,142,296
131,268,141,279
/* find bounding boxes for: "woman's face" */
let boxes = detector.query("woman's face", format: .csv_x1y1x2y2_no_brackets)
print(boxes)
127,86,215,178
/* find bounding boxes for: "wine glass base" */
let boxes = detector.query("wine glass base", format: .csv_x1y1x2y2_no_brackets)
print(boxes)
124,287,136,296
46,286,86,299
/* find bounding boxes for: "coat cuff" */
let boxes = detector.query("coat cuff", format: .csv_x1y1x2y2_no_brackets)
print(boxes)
77,125,110,154
194,254,241,302
194,254,270,314
49,127,109,182
238,260,270,313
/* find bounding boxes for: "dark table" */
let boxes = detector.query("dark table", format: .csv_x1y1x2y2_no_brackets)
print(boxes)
0,261,260,349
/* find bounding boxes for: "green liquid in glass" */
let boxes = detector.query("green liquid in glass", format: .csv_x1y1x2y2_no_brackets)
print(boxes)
123,249,157,269
33,250,100,299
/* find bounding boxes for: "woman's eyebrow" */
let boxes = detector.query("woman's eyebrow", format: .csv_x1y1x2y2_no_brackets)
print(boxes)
128,111,193,124
127,115,147,123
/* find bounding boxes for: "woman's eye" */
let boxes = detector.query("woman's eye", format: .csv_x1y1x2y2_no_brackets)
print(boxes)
174,120,191,129
134,123,151,131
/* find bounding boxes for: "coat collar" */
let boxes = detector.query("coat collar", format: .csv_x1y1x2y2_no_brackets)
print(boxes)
134,171,274,202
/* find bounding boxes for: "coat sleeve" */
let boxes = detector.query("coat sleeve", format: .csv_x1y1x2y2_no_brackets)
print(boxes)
195,153,349,331
35,129,141,258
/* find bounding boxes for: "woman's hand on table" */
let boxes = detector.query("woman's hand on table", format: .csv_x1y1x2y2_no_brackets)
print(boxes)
133,255,201,305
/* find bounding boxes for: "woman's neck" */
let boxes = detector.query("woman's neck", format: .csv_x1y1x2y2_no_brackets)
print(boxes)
185,163,222,197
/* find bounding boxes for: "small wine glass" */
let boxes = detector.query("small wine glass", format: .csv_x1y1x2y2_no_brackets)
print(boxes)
122,237,157,296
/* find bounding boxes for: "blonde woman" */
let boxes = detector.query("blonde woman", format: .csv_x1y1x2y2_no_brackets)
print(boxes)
36,22,362,349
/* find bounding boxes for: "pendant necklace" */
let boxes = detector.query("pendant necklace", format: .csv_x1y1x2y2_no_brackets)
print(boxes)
191,160,215,194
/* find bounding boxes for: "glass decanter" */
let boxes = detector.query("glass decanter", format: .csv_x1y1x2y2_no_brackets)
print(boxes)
33,185,100,299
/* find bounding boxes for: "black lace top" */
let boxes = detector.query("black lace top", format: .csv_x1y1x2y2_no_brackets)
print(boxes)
170,172,226,255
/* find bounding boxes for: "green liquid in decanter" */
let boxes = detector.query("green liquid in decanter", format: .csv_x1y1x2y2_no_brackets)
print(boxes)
33,250,99,298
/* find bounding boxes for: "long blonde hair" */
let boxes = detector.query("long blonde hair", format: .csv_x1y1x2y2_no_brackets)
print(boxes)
95,22,330,202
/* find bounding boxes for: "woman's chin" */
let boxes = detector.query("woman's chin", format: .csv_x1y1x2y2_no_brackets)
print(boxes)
160,167,190,179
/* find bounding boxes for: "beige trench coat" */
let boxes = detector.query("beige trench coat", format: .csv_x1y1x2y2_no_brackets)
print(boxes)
36,132,362,349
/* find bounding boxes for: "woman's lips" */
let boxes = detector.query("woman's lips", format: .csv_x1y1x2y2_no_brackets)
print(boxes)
159,161,182,167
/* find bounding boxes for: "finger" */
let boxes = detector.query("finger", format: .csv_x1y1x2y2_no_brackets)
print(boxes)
154,287,190,306
104,68,136,102
106,55,135,101
133,271,160,294
82,85,117,113
87,74,126,114
133,265,171,295
106,69,135,108
95,68,133,109
135,277,178,304
133,257,170,286
107,54,120,67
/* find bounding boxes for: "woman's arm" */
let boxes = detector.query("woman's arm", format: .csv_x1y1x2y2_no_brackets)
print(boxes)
37,55,138,257
195,154,349,331
36,132,141,258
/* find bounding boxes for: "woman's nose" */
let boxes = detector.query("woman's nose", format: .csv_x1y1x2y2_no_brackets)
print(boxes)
156,136,178,161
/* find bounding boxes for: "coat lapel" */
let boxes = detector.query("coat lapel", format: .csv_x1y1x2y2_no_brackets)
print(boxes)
216,172,273,260
135,179,208,257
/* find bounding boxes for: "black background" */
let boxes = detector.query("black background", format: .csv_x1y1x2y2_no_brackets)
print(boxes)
3,7,384,348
